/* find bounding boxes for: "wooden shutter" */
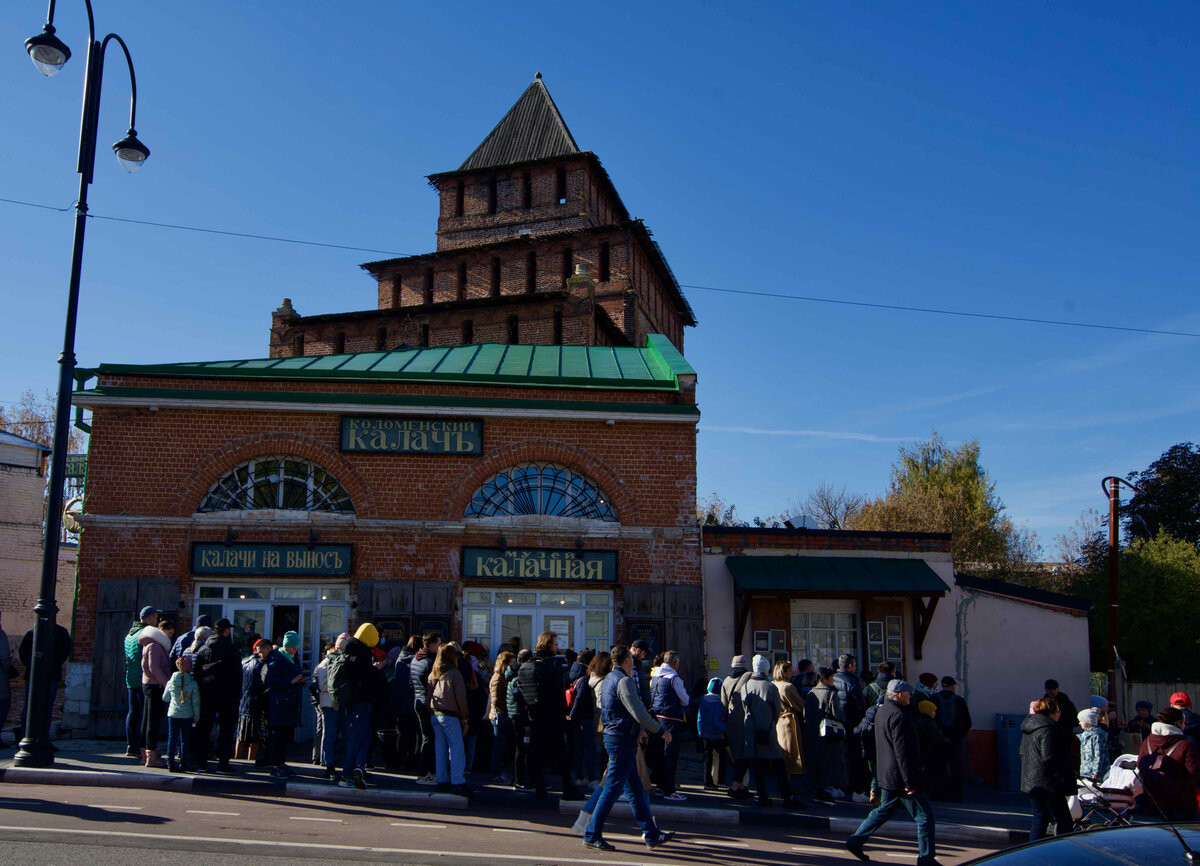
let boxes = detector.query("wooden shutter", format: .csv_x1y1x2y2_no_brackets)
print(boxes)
665,586,705,691
89,578,138,738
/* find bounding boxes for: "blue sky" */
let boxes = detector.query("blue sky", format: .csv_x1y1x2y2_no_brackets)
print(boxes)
1,2,1196,552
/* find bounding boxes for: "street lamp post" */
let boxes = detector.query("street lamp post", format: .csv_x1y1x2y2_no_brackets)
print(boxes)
1099,475,1143,675
15,0,148,768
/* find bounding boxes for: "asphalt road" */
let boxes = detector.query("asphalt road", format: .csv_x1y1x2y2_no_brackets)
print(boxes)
0,785,998,865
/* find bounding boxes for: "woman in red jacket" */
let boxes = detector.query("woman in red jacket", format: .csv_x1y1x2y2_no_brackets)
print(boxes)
1138,707,1200,821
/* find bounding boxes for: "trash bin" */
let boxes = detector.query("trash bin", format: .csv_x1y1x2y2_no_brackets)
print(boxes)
995,713,1024,792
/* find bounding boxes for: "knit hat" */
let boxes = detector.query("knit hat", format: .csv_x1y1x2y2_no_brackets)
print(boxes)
195,614,212,628
941,676,957,687
887,679,913,695
917,700,937,717
1136,700,1153,711
731,655,749,670
1077,708,1099,727
918,672,938,688
335,632,350,650
752,654,771,676
355,622,380,649
281,631,300,649
707,677,722,694
1171,692,1192,708
1090,695,1108,709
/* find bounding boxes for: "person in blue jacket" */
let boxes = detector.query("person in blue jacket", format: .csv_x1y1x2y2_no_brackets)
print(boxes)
697,677,728,790
264,631,307,779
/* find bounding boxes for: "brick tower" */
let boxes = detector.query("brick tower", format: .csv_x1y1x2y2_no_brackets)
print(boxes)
269,74,696,358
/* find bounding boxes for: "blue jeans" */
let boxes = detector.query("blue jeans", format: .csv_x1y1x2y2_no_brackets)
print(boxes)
492,713,513,777
432,713,466,785
849,787,936,865
584,736,661,844
572,716,598,782
341,701,372,779
167,717,192,766
320,706,343,770
125,687,143,750
1028,788,1073,841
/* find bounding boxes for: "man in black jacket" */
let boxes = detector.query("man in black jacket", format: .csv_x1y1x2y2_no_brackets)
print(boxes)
17,623,72,742
193,619,241,774
519,630,582,800
409,631,440,785
846,680,940,866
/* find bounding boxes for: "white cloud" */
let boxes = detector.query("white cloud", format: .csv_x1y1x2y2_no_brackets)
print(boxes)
700,425,916,443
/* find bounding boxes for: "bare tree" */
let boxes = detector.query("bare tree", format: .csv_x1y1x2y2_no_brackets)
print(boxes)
0,388,87,453
789,481,865,530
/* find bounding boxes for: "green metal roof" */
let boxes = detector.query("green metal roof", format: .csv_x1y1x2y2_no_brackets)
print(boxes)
85,335,695,392
726,556,949,595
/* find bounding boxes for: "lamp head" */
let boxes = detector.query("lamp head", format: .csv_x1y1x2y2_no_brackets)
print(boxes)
112,129,150,173
26,24,71,77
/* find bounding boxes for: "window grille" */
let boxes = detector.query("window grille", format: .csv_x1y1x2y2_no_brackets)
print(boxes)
465,463,616,521
199,456,354,514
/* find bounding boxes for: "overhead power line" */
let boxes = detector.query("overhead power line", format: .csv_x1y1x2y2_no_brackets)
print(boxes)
2,194,1197,340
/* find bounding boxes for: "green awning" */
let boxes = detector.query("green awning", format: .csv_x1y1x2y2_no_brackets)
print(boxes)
726,556,948,595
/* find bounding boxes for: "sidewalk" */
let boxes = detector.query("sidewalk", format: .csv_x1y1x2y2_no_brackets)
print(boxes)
0,738,1031,844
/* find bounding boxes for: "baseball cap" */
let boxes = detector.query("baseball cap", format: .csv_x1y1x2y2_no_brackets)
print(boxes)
139,606,160,620
942,676,957,687
1171,691,1192,708
887,679,913,695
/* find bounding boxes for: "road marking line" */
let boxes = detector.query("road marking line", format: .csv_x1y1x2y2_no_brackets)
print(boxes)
689,839,750,848
492,828,531,833
883,855,917,860
187,810,240,816
86,805,143,811
0,825,653,866
391,822,447,829
289,816,343,823
792,847,831,854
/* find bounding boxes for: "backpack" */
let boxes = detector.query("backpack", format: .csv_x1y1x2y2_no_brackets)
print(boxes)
326,650,354,707
390,656,415,716
565,675,591,720
1138,741,1192,803
936,692,958,734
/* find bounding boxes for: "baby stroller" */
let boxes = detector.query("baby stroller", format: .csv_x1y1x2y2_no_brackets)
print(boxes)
1070,753,1142,830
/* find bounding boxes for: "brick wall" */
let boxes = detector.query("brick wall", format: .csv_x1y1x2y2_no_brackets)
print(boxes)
703,525,953,555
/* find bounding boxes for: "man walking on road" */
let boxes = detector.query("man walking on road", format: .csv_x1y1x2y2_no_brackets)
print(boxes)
846,679,941,866
581,645,675,852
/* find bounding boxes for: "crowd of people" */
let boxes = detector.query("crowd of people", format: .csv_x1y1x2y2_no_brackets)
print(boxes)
1018,679,1200,841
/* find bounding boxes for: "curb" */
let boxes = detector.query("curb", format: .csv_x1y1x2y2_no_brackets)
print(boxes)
287,782,468,810
557,799,740,827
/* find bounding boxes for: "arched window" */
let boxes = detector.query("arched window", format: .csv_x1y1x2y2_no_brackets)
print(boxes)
198,456,355,514
465,463,617,522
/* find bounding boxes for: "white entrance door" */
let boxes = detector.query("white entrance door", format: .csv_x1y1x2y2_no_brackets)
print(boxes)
540,609,583,655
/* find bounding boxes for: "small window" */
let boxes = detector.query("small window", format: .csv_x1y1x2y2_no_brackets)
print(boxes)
376,326,387,351
554,307,563,345
423,267,434,305
419,323,430,347
507,314,519,345
562,247,573,285
487,175,497,214
292,334,304,356
457,260,467,301
526,251,537,294
454,181,464,217
333,332,345,354
523,171,532,209
198,587,224,599
462,319,473,344
390,276,401,308
599,242,610,282
556,166,567,204
491,258,502,297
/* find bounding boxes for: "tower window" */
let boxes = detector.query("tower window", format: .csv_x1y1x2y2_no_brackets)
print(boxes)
523,171,532,209
556,166,567,204
292,334,304,356
333,332,345,354
423,267,434,304
419,323,429,347
454,181,464,217
390,275,401,308
458,260,467,301
507,314,519,345
491,258,502,297
562,247,573,285
526,251,537,294
554,307,563,345
487,175,497,214
599,242,610,282
376,326,387,351
462,319,473,344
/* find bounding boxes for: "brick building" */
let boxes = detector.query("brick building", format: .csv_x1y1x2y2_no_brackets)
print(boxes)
72,77,703,737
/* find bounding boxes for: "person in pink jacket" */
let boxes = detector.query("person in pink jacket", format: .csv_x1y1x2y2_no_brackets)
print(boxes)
139,621,174,768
